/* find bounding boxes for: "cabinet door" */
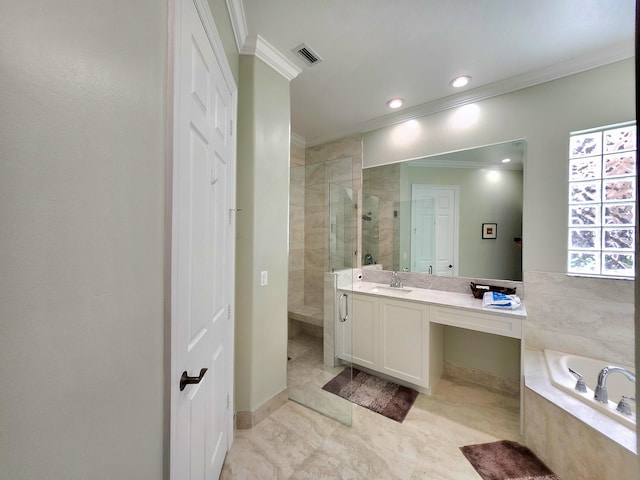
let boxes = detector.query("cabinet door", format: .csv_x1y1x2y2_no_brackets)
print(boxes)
335,292,378,370
351,294,378,369
379,299,429,387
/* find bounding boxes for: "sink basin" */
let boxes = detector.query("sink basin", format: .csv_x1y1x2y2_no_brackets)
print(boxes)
371,286,413,295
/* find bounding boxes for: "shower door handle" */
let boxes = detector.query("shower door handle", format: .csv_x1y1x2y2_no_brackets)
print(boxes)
338,293,349,322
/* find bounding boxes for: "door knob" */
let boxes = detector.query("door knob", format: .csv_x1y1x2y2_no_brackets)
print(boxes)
448,265,453,268
180,368,208,391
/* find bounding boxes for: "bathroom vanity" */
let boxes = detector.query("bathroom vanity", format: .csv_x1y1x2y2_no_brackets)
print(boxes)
335,282,526,394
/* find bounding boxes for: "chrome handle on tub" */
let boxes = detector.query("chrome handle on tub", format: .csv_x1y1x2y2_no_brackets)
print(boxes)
568,367,588,393
616,396,636,416
338,293,348,322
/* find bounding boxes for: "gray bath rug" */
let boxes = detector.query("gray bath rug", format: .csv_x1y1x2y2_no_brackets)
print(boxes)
460,440,559,480
321,367,418,422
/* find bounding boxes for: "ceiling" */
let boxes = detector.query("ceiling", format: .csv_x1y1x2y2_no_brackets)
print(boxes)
240,0,635,147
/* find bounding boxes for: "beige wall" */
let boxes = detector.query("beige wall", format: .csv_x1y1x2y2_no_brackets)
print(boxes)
235,55,290,413
288,142,306,308
302,135,363,308
0,1,167,478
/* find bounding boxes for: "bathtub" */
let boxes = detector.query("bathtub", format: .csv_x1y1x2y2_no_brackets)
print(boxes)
544,349,636,429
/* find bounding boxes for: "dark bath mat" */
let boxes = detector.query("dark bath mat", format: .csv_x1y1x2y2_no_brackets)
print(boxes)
460,440,559,480
321,367,418,422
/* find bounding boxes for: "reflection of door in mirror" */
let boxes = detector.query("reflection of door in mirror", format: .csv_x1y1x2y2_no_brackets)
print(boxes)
410,185,459,275
363,141,524,282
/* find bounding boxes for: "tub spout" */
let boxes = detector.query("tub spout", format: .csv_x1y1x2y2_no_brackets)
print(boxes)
594,366,636,403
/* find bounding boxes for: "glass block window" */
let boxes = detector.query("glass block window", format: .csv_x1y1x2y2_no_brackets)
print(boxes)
568,122,636,278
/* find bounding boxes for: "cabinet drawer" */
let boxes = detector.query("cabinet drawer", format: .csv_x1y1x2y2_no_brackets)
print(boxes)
430,306,522,339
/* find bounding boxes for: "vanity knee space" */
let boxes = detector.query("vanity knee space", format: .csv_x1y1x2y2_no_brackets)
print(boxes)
335,285,525,395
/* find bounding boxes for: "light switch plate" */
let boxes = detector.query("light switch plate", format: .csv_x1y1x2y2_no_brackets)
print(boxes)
260,271,268,286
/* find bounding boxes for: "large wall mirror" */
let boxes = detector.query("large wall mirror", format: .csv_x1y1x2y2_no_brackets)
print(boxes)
362,140,525,281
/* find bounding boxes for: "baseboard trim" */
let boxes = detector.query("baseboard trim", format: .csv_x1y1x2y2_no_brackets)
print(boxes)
236,388,288,429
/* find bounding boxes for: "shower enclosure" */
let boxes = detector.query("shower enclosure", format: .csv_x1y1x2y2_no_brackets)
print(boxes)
329,183,356,272
361,193,379,266
287,156,355,425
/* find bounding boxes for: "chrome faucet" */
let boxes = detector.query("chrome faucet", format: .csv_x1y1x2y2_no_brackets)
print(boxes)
390,271,403,288
568,367,587,393
593,366,636,403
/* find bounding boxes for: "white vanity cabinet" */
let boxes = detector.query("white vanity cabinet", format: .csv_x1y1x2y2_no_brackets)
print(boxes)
336,291,432,389
378,298,430,387
336,291,379,370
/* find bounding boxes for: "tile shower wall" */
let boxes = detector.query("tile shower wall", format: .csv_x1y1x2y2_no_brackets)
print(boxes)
362,163,400,270
303,135,363,309
523,271,634,365
288,140,306,309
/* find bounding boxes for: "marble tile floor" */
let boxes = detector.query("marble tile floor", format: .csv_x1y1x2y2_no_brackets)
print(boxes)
221,332,522,479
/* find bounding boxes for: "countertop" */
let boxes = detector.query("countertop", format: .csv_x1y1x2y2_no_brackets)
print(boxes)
345,281,527,318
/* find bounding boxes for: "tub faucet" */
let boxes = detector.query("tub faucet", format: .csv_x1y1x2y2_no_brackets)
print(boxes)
568,367,587,393
593,366,636,403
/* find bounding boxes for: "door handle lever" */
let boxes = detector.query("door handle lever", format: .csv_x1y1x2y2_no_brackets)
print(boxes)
180,368,208,391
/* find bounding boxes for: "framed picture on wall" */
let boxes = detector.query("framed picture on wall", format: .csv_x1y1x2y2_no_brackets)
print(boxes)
482,223,497,239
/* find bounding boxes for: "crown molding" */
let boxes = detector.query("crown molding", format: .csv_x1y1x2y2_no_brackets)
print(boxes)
409,159,522,171
226,1,301,80
225,0,248,53
240,35,301,81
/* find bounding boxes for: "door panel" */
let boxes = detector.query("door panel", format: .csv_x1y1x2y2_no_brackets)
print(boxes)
411,191,435,273
351,295,378,369
171,1,235,479
434,190,456,276
411,185,458,276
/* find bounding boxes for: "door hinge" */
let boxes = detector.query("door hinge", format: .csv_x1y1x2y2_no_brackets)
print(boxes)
227,304,231,319
229,120,233,136
226,393,230,409
229,208,242,224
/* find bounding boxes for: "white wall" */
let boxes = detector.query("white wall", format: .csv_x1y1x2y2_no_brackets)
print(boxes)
364,59,635,275
0,1,167,478
236,55,290,413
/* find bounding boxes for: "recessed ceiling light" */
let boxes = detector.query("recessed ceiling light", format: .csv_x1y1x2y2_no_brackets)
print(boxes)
386,98,404,109
450,76,471,88
502,158,511,163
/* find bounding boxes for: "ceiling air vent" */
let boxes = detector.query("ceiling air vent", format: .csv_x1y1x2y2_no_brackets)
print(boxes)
293,43,323,66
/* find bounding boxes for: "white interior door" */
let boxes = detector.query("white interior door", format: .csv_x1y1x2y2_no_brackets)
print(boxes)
170,1,236,479
410,189,435,273
411,185,459,275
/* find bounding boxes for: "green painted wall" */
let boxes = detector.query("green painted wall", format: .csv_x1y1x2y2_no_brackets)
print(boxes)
400,166,523,280
1,0,167,477
235,55,290,412
364,59,635,275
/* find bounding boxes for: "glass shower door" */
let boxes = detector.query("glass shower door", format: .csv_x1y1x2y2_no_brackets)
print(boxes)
286,156,355,426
